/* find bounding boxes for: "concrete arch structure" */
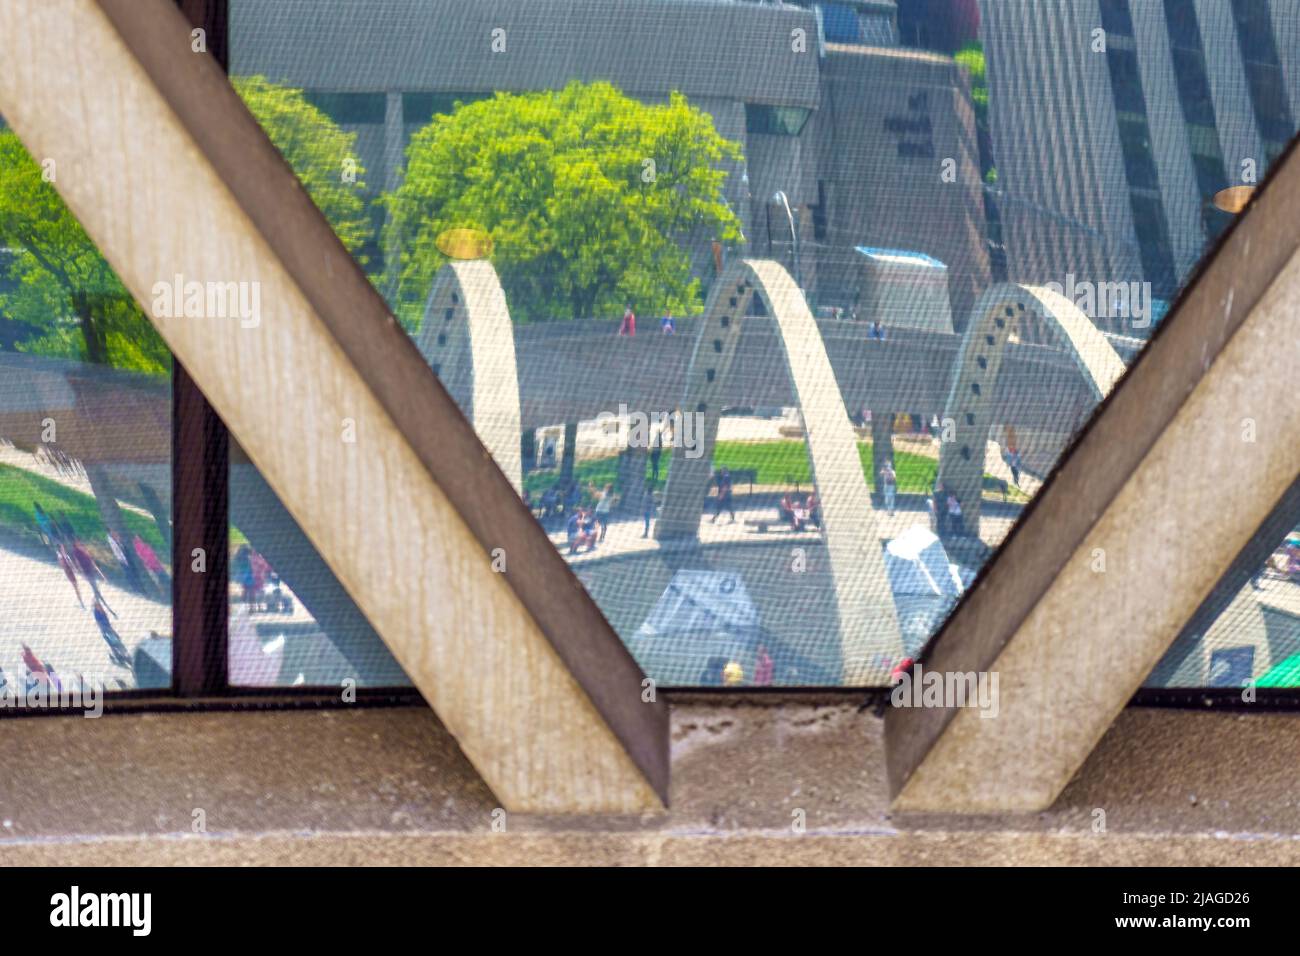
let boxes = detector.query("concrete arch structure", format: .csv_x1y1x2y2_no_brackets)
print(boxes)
937,283,1126,529
416,260,523,493
654,258,903,684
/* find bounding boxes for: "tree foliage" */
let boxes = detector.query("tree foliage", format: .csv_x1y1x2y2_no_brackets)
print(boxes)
0,79,371,373
385,81,744,325
231,77,373,263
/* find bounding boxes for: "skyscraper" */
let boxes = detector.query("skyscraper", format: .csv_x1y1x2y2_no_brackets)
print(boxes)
979,0,1299,335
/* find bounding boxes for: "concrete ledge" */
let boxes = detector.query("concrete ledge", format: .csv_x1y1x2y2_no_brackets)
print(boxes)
2,700,1299,864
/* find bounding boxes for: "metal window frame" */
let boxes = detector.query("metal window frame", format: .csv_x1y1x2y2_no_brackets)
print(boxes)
2,0,1299,821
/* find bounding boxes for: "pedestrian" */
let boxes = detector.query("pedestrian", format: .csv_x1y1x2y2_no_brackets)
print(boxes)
232,544,255,605
92,597,131,669
71,540,115,616
642,490,658,538
650,432,663,486
660,313,675,335
566,509,583,554
618,305,636,337
947,493,964,537
106,530,128,569
711,468,735,524
1006,446,1022,487
753,646,775,686
56,543,84,608
594,483,614,542
879,460,897,515
932,480,947,535
32,502,55,547
133,534,167,581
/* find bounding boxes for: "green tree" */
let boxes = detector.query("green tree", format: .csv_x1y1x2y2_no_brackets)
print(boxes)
0,129,167,371
385,81,744,325
231,76,373,263
0,79,371,372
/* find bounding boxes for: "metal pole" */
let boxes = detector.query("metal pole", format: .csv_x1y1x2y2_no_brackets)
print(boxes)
772,190,801,290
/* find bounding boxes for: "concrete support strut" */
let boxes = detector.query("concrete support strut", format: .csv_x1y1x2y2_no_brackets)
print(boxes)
655,258,903,683
416,260,523,493
937,284,1126,526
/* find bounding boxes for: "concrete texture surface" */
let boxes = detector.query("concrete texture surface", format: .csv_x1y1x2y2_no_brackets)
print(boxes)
1,697,1298,864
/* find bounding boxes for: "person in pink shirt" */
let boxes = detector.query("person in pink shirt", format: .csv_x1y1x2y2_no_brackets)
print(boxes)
753,646,775,686
618,305,636,336
133,534,169,593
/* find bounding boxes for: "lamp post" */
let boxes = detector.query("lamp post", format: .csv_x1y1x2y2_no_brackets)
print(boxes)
771,190,802,291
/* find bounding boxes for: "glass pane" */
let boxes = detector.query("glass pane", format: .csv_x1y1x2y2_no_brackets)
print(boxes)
0,117,172,698
228,444,410,688
228,0,1299,687
1147,520,1300,689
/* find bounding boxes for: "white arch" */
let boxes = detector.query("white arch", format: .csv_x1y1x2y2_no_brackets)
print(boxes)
938,283,1126,528
416,260,523,493
655,258,904,683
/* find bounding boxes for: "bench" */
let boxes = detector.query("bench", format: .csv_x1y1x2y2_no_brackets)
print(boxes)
729,468,757,493
744,519,770,533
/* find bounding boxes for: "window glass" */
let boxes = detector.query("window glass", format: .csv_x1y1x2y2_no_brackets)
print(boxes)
1147,520,1300,690
228,443,410,688
227,0,1299,687
0,117,172,697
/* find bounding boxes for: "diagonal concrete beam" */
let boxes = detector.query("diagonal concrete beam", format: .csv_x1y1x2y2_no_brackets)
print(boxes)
0,0,667,811
887,140,1300,812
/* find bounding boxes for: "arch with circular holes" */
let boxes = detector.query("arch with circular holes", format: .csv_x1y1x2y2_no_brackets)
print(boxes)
654,258,903,683
415,260,523,493
937,284,1126,530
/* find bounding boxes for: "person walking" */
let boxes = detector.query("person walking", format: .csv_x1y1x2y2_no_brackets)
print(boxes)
618,305,636,337
879,460,897,516
1006,445,1022,487
641,490,657,538
92,597,131,669
32,502,55,548
71,540,115,617
660,313,675,335
946,493,964,537
594,483,614,542
649,432,663,486
56,543,85,608
932,480,947,535
753,646,775,686
132,534,168,590
711,468,735,524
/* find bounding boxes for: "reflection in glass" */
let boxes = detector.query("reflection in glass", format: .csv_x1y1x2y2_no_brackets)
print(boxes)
1150,525,1300,689
0,119,172,694
229,0,1300,687
227,448,410,688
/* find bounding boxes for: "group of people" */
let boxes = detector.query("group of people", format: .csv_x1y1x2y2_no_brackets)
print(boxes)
616,306,676,337
231,544,275,609
556,483,615,554
32,502,138,670
778,491,821,532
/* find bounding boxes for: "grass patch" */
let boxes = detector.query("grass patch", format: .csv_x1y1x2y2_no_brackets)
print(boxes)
0,462,168,554
523,439,1026,503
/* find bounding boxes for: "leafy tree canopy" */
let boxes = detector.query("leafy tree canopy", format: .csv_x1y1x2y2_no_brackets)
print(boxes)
0,79,371,374
232,76,373,263
385,81,744,325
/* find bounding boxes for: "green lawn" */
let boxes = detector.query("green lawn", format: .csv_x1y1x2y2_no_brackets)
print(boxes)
524,439,1026,504
0,462,168,555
